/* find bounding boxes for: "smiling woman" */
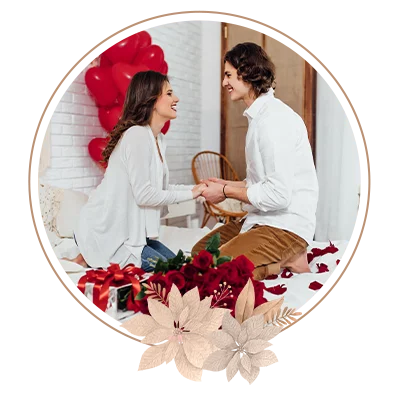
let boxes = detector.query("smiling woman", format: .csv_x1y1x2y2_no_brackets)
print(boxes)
70,71,207,270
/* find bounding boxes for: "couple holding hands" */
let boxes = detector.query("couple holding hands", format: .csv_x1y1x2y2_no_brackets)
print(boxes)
73,42,318,281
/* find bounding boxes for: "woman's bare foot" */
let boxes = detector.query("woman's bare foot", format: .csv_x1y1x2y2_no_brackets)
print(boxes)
283,250,310,274
62,253,88,268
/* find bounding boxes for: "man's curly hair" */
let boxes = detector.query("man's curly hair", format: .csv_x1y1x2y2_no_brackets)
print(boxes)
224,42,276,98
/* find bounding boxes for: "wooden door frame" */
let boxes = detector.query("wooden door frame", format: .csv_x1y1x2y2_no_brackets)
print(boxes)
220,22,316,159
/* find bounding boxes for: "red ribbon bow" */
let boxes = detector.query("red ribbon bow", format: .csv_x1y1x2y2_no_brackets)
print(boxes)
78,263,143,312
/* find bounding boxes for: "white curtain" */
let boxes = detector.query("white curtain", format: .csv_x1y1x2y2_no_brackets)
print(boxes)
314,75,360,241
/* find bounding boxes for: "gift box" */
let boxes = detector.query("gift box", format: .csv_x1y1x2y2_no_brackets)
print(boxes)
77,264,149,319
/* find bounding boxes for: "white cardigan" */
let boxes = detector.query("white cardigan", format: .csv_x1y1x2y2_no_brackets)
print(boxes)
74,125,193,268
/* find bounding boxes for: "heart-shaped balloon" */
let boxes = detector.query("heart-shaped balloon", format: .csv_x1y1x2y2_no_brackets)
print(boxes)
103,34,139,64
98,105,123,132
99,54,113,67
112,62,149,96
134,45,164,71
115,93,125,105
88,137,110,163
135,31,152,50
159,60,168,74
161,120,170,135
85,67,118,107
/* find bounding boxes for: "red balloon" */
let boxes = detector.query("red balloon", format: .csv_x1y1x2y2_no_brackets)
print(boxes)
159,60,168,74
88,137,110,163
115,93,125,105
161,120,170,135
134,45,164,71
112,62,149,96
98,105,123,132
85,67,118,107
135,31,152,49
96,161,108,170
99,54,112,67
103,35,139,64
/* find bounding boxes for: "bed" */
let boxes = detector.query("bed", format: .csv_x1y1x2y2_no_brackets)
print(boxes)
59,220,349,321
40,184,348,320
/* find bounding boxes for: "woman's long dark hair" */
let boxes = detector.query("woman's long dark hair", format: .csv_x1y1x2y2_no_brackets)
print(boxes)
102,70,169,163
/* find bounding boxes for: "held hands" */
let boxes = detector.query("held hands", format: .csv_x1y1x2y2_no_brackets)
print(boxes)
192,183,208,199
200,179,226,204
192,177,229,203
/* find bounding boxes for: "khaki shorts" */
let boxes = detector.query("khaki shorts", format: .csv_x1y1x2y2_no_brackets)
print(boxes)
191,219,308,278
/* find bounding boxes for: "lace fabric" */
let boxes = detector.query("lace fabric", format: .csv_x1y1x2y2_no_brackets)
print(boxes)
39,183,64,236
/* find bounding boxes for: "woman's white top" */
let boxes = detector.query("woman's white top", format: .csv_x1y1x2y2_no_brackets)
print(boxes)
74,125,194,268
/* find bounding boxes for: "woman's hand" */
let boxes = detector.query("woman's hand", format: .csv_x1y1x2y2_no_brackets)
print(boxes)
192,183,207,199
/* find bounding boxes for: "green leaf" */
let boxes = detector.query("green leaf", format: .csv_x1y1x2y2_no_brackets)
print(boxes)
217,256,232,266
135,285,146,301
205,233,221,253
153,259,169,274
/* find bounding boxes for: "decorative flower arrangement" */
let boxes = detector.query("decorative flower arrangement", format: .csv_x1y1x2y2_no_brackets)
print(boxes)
135,233,268,315
75,235,345,383
122,279,300,383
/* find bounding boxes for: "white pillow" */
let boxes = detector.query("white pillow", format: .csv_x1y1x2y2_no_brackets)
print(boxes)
39,183,88,239
56,189,88,238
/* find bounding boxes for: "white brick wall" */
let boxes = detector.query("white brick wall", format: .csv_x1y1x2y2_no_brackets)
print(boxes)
148,22,203,187
42,21,204,199
43,66,106,194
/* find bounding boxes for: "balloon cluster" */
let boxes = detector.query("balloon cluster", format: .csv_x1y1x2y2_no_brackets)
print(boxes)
84,31,170,168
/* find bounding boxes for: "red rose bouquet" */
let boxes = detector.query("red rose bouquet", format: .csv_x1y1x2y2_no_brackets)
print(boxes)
136,233,268,315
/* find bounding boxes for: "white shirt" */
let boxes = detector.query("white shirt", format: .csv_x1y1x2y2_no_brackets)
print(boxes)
241,89,319,244
74,125,193,268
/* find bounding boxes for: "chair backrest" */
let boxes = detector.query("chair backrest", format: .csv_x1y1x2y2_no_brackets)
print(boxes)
192,151,241,184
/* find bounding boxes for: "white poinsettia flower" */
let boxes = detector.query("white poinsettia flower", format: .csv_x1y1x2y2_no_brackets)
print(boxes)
203,312,281,384
121,284,228,381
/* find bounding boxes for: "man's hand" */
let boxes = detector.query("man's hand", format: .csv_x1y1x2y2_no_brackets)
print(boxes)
202,178,247,188
201,180,226,204
205,177,227,185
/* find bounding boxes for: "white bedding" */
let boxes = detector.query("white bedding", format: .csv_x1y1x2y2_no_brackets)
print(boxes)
52,225,347,313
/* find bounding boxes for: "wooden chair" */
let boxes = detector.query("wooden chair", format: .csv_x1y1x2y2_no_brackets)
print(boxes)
192,151,247,227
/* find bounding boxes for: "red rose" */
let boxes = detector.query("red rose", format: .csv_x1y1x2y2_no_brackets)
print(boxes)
184,279,201,292
217,263,242,286
235,255,255,277
192,250,214,272
147,272,168,289
201,268,223,295
164,271,186,290
181,263,197,280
